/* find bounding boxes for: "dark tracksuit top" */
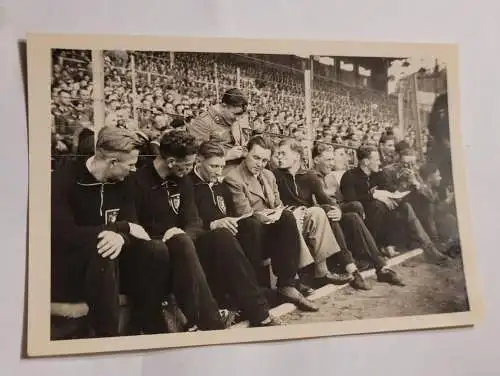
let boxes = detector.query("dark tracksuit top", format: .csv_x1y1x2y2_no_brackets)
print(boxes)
187,171,272,325
188,169,237,229
133,161,204,241
339,167,377,206
272,168,339,211
51,158,135,257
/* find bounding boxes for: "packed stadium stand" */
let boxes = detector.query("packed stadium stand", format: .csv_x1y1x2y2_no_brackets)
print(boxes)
49,49,458,340
50,49,420,169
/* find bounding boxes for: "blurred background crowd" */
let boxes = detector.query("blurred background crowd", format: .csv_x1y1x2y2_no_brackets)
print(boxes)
51,49,427,167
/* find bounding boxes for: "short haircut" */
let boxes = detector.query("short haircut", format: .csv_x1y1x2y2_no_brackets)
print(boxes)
278,138,304,157
420,162,440,180
312,142,333,159
399,147,416,157
159,130,199,159
395,140,411,155
356,145,378,162
246,135,274,153
198,141,225,159
96,126,145,154
222,88,248,109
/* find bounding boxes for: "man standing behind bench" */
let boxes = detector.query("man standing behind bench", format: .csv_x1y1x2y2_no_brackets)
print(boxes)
51,126,171,337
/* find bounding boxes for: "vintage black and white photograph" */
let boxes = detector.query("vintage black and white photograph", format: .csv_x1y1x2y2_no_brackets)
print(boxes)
26,35,480,357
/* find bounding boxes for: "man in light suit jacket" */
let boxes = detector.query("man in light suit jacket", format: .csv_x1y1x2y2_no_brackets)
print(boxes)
224,136,318,312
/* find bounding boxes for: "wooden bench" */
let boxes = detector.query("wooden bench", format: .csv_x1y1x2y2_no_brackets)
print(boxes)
51,258,277,339
50,295,131,340
50,294,189,340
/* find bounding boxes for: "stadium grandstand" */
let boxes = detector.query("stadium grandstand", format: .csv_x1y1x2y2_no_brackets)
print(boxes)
51,49,446,171
49,49,460,339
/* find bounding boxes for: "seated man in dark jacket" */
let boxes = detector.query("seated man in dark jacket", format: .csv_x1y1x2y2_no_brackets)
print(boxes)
274,139,404,288
51,126,171,337
419,162,460,257
273,140,365,289
379,144,436,239
311,143,365,219
188,141,284,326
340,146,449,264
134,131,281,328
311,142,404,282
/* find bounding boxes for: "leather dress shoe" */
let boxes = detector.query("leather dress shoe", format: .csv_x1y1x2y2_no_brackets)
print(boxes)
314,272,353,287
295,280,315,297
350,271,372,290
377,268,405,286
250,316,283,327
277,287,319,312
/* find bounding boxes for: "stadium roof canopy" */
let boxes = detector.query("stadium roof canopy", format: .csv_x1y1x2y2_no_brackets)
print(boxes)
319,56,405,67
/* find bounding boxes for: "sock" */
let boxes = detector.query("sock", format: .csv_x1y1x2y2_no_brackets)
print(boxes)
314,261,330,278
345,263,357,274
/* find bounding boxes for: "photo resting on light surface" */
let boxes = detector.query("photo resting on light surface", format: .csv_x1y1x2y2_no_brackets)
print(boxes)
26,34,481,357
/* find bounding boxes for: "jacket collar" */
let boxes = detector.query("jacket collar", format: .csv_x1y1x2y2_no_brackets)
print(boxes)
355,166,371,179
191,166,224,187
276,167,308,176
237,160,256,182
311,169,325,179
75,157,116,187
144,160,180,190
208,106,232,127
237,161,267,201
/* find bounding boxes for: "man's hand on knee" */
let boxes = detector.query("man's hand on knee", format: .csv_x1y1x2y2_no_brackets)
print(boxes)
210,217,239,235
162,227,186,242
326,206,342,222
97,231,125,260
129,223,151,241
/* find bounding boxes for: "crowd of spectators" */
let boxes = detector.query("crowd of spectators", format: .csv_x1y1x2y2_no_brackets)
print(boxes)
49,50,458,339
50,49,425,167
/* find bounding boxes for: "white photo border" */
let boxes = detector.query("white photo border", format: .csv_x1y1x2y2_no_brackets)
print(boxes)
26,33,482,357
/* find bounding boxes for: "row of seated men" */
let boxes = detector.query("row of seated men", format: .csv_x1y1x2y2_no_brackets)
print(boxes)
51,124,459,338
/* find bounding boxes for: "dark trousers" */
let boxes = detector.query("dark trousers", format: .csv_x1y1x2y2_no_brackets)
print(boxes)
51,234,225,336
163,234,225,331
52,237,171,337
236,210,300,288
338,212,386,270
195,228,270,324
340,201,365,219
407,192,440,243
328,220,356,267
363,200,434,250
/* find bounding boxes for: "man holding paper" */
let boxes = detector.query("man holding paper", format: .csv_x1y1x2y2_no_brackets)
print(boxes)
340,146,449,263
274,139,405,289
379,144,443,245
224,135,319,312
188,140,281,327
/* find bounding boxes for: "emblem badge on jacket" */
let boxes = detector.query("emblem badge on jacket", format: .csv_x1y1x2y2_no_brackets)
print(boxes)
169,193,181,214
216,196,227,215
